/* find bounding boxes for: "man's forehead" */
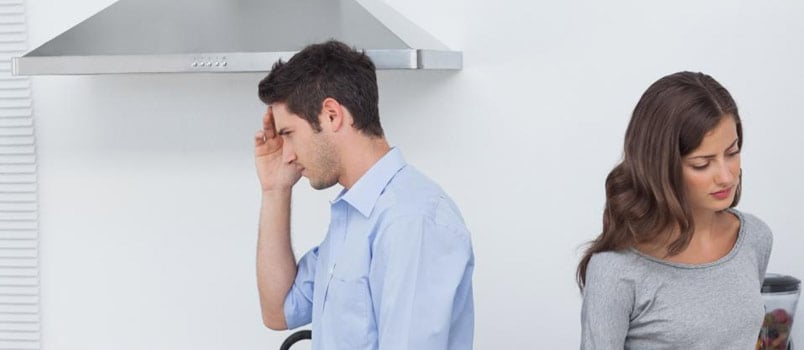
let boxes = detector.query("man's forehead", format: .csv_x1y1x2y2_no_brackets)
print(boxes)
270,103,295,128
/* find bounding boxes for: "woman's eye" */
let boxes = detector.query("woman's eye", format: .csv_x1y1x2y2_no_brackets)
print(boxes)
692,163,709,170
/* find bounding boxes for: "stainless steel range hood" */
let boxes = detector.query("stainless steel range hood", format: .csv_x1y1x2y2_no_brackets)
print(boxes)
12,0,461,75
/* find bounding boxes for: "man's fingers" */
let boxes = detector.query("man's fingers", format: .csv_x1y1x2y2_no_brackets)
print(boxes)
255,128,283,156
263,108,277,138
254,131,266,146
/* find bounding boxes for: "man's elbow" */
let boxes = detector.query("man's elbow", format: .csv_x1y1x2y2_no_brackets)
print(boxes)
261,310,289,331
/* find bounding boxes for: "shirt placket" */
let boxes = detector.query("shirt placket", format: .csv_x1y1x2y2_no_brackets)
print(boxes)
322,201,349,312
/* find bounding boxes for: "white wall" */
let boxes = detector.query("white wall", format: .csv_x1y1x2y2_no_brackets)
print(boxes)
27,0,804,348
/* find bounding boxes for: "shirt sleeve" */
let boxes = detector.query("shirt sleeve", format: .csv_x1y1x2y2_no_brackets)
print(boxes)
580,253,633,350
755,219,774,283
369,214,474,350
283,246,318,330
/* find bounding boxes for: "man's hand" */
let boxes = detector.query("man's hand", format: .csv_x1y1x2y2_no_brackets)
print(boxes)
254,107,302,192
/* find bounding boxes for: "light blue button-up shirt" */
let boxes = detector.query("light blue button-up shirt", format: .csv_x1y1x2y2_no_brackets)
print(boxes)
283,148,474,349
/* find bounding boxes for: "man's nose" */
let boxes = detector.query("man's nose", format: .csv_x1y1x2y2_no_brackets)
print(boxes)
282,143,296,164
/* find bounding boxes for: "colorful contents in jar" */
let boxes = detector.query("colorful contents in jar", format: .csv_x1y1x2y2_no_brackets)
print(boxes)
757,308,793,350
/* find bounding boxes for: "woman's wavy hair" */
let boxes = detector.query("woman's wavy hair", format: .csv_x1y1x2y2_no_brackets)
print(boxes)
577,71,742,290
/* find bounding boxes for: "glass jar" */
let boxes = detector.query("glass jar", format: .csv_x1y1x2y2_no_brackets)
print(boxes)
759,274,800,350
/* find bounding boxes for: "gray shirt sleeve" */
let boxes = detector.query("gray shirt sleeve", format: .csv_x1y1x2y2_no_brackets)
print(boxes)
580,252,634,349
749,214,774,283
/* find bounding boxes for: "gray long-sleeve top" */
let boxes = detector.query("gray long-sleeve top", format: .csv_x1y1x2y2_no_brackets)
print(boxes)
581,209,773,349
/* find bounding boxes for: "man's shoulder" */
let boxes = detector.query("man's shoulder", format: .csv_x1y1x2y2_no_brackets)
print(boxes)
378,164,466,229
387,164,441,194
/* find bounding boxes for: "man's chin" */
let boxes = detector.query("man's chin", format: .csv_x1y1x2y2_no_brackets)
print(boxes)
309,178,338,190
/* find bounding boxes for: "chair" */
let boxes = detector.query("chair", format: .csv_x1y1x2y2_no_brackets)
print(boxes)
279,330,311,350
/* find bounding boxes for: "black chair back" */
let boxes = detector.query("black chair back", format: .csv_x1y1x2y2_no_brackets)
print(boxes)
279,330,311,350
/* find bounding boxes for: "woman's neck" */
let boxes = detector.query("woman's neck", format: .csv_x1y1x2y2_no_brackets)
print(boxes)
636,210,739,264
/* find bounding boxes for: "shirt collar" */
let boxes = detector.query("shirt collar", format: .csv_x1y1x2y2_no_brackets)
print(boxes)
333,148,406,217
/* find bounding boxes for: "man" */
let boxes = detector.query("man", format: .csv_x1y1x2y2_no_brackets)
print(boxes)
254,40,474,350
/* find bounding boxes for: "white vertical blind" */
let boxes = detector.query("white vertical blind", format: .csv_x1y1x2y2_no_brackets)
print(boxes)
0,0,38,349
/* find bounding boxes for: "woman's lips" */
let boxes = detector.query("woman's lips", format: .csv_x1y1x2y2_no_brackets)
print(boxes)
711,186,733,200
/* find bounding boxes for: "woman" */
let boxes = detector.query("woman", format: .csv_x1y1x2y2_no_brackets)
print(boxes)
578,71,773,349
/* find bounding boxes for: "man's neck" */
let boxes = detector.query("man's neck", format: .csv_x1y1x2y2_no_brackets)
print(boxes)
338,137,391,189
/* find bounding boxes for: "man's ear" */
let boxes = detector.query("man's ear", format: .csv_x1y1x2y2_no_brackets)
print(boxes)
320,97,345,132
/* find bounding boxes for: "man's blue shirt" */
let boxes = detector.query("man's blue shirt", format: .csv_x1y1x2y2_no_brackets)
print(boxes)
283,148,474,349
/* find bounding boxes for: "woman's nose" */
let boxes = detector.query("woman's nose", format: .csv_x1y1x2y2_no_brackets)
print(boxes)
714,162,735,185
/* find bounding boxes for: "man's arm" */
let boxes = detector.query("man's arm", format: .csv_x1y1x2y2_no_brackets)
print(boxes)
256,190,295,330
370,215,475,349
254,107,302,330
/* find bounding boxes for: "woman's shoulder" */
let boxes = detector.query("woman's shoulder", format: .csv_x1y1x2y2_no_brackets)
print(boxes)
587,249,643,277
584,250,646,301
731,209,773,247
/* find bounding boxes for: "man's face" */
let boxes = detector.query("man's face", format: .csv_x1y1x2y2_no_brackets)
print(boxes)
271,103,339,190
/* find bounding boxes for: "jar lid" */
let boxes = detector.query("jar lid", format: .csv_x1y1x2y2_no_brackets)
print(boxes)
762,273,801,293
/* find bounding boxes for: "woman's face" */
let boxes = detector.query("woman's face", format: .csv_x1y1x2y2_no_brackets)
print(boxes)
681,115,741,215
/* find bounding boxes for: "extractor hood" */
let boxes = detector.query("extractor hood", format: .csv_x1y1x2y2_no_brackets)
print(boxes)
12,0,461,75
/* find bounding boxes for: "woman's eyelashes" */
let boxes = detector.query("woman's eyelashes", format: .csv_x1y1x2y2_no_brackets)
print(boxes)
689,148,740,171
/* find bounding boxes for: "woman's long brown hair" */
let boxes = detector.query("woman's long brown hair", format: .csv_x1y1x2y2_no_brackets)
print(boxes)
577,72,743,290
